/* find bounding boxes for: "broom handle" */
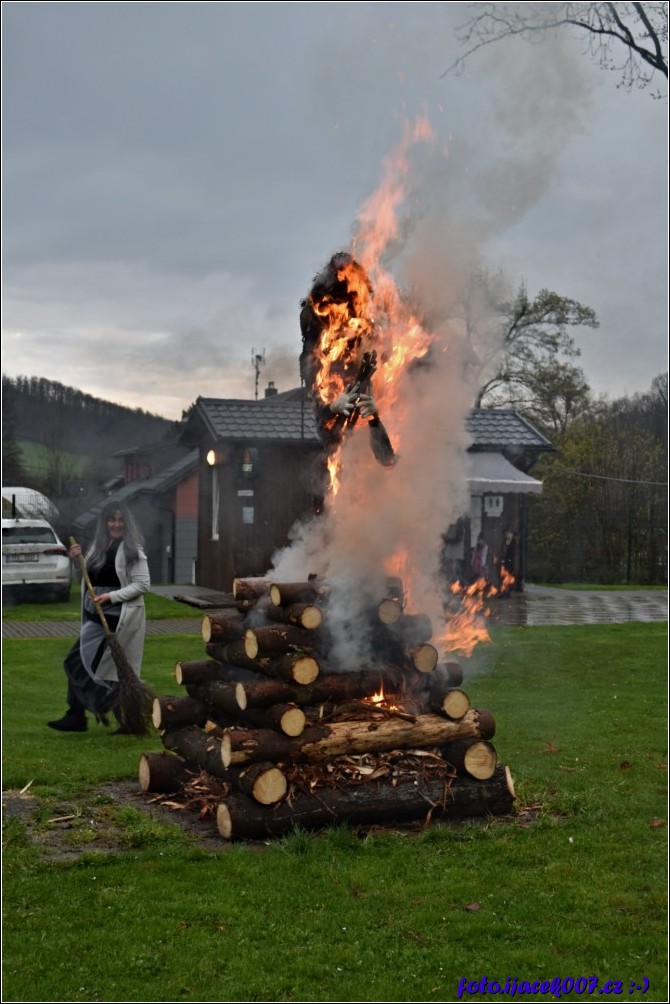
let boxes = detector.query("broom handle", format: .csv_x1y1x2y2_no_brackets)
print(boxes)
68,536,113,638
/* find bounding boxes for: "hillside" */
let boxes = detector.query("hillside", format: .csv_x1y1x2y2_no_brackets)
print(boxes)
3,374,176,461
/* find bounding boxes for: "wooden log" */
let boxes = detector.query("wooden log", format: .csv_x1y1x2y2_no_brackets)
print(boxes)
237,762,288,805
161,726,287,805
175,659,233,687
264,652,320,685
435,661,464,687
162,725,230,780
244,625,317,660
265,602,323,630
216,763,516,839
221,709,495,766
409,643,439,673
221,728,292,768
138,751,191,794
232,577,274,602
152,695,210,731
185,680,248,717
236,666,406,709
426,687,471,720
443,739,498,780
201,610,245,645
187,682,306,736
269,581,324,607
227,638,269,669
228,703,307,736
377,598,403,624
391,613,433,645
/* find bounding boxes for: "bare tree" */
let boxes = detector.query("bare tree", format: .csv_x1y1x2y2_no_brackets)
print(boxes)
445,2,668,96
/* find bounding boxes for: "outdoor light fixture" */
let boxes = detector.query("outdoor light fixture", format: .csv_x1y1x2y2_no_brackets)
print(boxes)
206,448,229,467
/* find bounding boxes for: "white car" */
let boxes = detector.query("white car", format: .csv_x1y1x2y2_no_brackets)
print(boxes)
2,518,72,602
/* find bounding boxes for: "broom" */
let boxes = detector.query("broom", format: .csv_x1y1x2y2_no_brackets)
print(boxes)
69,537,154,736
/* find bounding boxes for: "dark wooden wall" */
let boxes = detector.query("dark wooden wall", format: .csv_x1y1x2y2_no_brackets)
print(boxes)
196,441,322,591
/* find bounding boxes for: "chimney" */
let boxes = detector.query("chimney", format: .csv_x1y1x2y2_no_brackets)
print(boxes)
264,381,278,398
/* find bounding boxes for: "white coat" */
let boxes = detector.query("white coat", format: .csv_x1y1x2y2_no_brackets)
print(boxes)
74,542,151,683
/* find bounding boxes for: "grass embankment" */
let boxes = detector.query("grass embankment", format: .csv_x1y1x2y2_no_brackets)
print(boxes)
2,622,667,1002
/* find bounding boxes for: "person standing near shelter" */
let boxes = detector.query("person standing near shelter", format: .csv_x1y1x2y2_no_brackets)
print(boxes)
470,533,490,584
498,529,517,594
47,502,150,733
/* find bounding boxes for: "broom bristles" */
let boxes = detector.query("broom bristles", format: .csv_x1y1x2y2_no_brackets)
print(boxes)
106,635,155,736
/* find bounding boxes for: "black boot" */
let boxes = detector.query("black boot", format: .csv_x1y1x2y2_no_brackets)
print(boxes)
47,710,87,732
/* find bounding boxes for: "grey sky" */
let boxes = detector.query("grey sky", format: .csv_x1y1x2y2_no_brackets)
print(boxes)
2,1,667,420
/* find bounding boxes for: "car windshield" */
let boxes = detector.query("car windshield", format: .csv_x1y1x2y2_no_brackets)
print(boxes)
2,527,58,545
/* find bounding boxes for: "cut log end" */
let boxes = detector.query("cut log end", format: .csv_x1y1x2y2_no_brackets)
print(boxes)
235,682,247,711
300,605,323,630
378,598,402,624
279,706,306,737
410,643,439,673
138,752,189,794
441,689,470,720
217,802,233,840
462,741,497,780
240,764,288,805
244,629,259,660
292,655,319,685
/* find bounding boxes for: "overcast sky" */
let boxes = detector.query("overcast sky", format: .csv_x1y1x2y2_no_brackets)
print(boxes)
2,1,668,421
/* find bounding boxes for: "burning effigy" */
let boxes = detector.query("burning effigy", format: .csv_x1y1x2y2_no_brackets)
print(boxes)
139,119,516,838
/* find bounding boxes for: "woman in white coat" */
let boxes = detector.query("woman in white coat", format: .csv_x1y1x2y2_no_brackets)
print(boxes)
48,503,150,733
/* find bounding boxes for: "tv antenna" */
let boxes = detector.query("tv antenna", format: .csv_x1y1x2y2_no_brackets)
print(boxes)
252,348,266,400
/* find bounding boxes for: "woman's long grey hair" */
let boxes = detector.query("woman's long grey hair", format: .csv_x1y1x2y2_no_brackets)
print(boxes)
86,502,145,570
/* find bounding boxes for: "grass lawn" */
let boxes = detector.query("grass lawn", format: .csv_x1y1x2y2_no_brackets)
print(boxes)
2,590,202,622
2,622,667,1002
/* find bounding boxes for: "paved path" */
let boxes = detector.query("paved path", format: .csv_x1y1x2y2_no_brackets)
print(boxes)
2,618,202,640
2,585,666,638
489,584,668,628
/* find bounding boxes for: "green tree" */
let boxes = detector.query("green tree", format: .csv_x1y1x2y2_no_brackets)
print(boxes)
445,2,668,96
528,392,667,584
1,377,26,486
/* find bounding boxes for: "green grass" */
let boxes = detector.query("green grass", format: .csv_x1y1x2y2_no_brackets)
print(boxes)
18,440,87,478
2,624,668,1002
2,591,202,621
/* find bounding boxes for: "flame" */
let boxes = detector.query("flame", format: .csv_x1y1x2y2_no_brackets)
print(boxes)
327,454,342,497
500,566,516,594
307,117,437,494
371,685,385,705
437,578,498,658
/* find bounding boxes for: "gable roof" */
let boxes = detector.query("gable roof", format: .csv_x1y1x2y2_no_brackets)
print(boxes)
466,410,554,452
74,450,199,531
183,396,554,455
185,396,320,443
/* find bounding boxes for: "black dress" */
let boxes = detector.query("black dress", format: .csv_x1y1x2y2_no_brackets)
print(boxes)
62,540,123,716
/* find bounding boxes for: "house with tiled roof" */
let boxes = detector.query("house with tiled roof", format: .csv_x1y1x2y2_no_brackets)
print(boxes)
180,385,554,592
74,449,199,584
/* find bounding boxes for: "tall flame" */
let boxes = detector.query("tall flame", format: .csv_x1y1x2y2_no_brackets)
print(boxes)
309,117,437,494
438,578,498,658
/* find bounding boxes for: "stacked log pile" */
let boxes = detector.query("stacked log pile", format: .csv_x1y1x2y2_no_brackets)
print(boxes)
139,577,515,840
